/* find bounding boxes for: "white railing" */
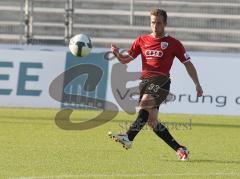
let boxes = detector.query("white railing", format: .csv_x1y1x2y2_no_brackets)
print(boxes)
0,0,240,52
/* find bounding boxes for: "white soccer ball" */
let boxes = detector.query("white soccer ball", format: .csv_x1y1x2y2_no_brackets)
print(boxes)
69,34,92,57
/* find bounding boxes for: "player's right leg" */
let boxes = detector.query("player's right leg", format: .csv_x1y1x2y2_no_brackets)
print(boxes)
108,132,132,149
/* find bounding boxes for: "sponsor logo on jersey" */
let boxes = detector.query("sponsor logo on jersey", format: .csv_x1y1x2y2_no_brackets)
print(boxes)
161,42,168,50
145,50,163,58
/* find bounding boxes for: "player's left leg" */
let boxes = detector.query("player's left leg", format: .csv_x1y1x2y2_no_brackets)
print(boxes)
146,76,189,160
147,109,182,150
151,114,183,151
148,110,189,160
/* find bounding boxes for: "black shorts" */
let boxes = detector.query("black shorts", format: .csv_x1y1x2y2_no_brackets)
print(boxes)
139,75,170,108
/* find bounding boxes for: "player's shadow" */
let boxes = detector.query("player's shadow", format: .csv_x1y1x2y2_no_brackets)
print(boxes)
189,159,240,164
163,159,240,164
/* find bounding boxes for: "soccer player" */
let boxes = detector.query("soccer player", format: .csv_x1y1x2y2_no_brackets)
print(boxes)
109,9,203,161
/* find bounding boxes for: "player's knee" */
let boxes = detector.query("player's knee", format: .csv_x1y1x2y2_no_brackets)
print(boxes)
139,94,156,108
147,118,158,128
147,120,154,128
139,99,155,110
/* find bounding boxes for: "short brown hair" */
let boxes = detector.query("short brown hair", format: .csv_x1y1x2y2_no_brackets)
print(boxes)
150,9,167,23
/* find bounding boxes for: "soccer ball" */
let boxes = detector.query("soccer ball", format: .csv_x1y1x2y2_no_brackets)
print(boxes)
69,34,92,57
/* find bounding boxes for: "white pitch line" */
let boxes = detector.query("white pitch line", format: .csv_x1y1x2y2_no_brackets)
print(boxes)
12,172,240,179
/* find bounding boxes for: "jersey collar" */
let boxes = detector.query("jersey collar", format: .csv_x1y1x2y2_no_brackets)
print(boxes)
151,33,168,39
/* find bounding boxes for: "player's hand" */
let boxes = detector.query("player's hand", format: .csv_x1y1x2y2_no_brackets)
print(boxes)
196,84,203,97
111,44,132,64
111,44,119,57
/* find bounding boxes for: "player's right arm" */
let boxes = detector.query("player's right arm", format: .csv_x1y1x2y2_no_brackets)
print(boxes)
111,44,133,64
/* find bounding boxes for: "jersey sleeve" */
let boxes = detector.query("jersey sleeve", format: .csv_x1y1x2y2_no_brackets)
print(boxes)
127,37,141,60
175,40,191,63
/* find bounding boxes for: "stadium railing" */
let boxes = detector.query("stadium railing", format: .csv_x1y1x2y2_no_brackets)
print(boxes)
0,0,240,52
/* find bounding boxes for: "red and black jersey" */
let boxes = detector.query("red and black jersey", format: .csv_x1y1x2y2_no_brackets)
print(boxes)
128,34,190,79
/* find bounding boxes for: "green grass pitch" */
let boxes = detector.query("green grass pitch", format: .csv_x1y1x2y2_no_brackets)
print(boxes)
0,108,240,178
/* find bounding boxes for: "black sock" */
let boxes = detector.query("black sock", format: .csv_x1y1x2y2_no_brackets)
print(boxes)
153,122,182,151
127,109,149,141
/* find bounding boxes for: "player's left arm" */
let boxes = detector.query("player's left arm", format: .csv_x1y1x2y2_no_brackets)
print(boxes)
183,61,203,97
